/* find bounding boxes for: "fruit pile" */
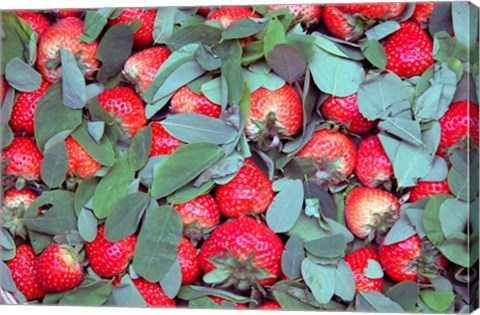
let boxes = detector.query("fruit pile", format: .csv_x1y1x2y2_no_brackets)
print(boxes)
0,2,478,312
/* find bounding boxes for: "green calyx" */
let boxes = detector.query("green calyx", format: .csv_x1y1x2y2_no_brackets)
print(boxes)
365,209,399,243
248,112,290,151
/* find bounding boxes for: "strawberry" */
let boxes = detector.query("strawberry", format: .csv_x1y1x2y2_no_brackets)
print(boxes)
210,296,248,309
266,5,322,27
6,245,46,300
108,8,156,49
85,225,137,278
170,86,221,118
344,247,383,292
345,187,400,239
341,3,406,19
173,194,220,240
3,189,37,209
2,189,38,238
321,94,376,133
297,128,357,185
355,135,393,188
384,21,433,78
1,77,8,102
177,237,201,285
35,244,83,292
16,11,50,35
149,122,182,156
199,216,284,289
379,234,447,283
55,9,83,18
97,86,147,136
411,3,436,26
437,100,479,156
9,80,51,135
248,84,303,143
132,278,176,307
409,180,451,203
323,5,362,41
123,46,171,95
259,301,282,310
197,7,211,17
208,6,261,29
37,17,100,83
2,136,42,181
214,158,274,218
65,136,102,179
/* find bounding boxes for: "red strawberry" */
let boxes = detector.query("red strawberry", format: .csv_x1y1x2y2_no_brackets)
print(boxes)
37,17,100,83
170,86,221,118
379,234,447,283
85,225,137,278
210,296,248,309
437,100,479,156
266,5,322,27
149,122,182,156
108,8,156,49
177,237,201,285
9,80,51,135
409,180,451,203
344,247,384,292
248,84,303,142
355,135,393,188
1,77,8,102
6,245,46,300
3,189,37,209
197,7,211,17
321,94,376,133
297,128,357,184
35,244,83,292
384,21,433,78
199,216,284,289
97,86,147,136
323,5,362,41
259,301,282,310
16,11,50,35
345,187,400,239
65,136,102,179
173,194,220,240
123,46,171,95
2,136,42,181
56,9,83,18
411,3,436,26
214,158,274,218
208,6,261,29
341,3,406,19
132,278,176,307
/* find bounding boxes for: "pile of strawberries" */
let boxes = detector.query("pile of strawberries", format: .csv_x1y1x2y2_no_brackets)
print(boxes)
1,2,478,312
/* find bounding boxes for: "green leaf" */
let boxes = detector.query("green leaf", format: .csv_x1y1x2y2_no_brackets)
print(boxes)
281,235,304,280
363,259,384,279
153,7,177,44
58,278,112,306
201,78,222,104
310,46,364,97
167,181,215,205
378,117,422,146
334,260,355,302
60,49,87,109
312,34,364,61
361,40,387,70
420,290,454,312
166,25,223,51
438,232,469,267
439,199,468,238
132,205,183,282
77,208,97,242
263,19,286,57
159,258,182,299
74,177,99,214
405,208,427,238
424,194,451,245
195,45,222,71
429,2,453,37
108,275,147,307
364,21,400,41
301,258,335,304
177,285,252,303
383,216,416,245
448,167,471,201
194,153,243,187
222,18,266,41
221,60,244,105
138,155,168,187
271,281,322,310
71,120,115,167
266,44,306,83
96,23,134,83
5,57,41,92
451,2,478,50
87,121,105,144
80,10,110,44
385,281,420,312
1,15,28,72
355,291,404,312
304,234,347,258
0,260,17,293
290,213,325,242
433,31,456,61
41,140,68,188
421,156,448,182
128,126,152,171
189,297,221,309
266,179,304,233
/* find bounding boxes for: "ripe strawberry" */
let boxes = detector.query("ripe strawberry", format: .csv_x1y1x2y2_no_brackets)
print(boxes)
56,9,83,18
97,86,147,136
321,94,376,133
210,296,248,309
214,158,274,218
173,194,220,240
344,247,383,292
409,180,451,203
85,225,136,278
123,46,171,95
108,8,156,49
437,100,479,156
384,21,433,78
341,3,406,19
411,3,436,26
3,189,37,209
296,128,357,184
2,136,42,181
9,80,51,135
259,301,282,310
178,237,201,285
1,77,8,102
6,245,46,300
345,187,400,239
170,86,221,118
199,216,284,289
16,11,50,35
65,136,102,179
197,7,211,17
37,17,99,83
149,122,182,156
248,84,303,142
2,189,38,238
132,278,176,307
323,5,362,41
266,5,322,27
379,234,447,283
35,244,83,292
355,135,393,188
208,7,261,29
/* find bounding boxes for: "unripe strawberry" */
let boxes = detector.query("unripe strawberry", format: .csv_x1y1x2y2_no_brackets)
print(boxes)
149,122,182,156
108,8,156,49
344,247,383,292
171,86,221,118
132,278,176,307
2,189,38,238
3,189,37,209
355,135,393,188
2,136,42,181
